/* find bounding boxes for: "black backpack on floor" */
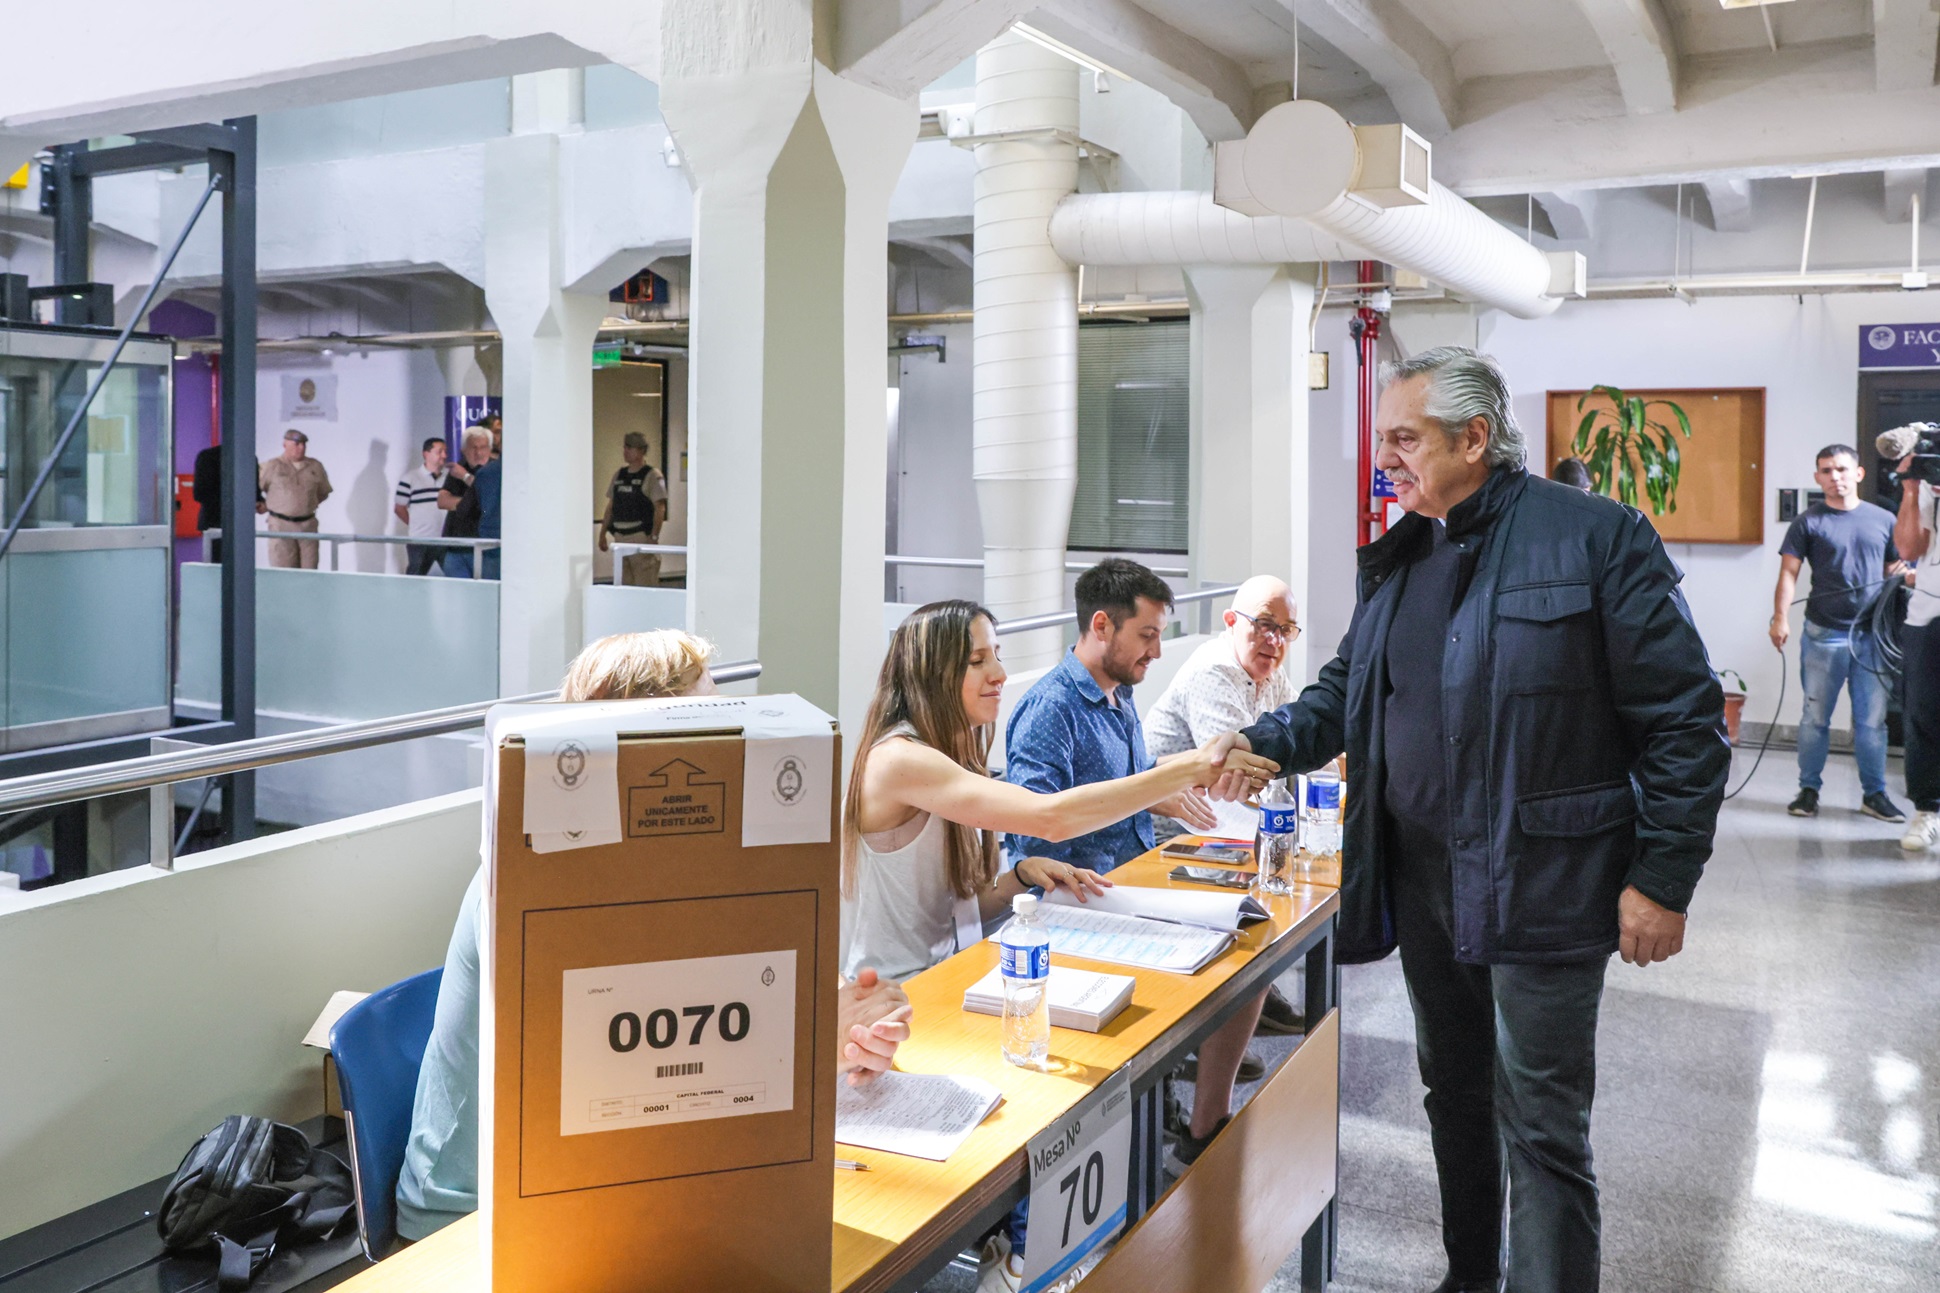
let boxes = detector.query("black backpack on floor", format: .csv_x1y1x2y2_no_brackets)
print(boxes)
157,1117,355,1290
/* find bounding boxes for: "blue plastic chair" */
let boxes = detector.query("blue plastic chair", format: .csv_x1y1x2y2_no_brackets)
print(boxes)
329,967,443,1262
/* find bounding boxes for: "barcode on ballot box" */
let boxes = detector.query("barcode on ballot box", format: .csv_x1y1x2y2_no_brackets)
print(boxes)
656,1061,704,1079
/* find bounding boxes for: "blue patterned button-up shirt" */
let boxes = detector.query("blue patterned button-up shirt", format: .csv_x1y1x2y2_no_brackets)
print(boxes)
1003,649,1154,872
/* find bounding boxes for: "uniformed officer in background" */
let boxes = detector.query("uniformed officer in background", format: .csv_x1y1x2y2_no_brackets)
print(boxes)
597,430,669,586
258,429,333,569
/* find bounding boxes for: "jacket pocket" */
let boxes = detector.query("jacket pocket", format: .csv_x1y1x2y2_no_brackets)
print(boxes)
1517,781,1637,837
1498,782,1636,949
1495,581,1595,695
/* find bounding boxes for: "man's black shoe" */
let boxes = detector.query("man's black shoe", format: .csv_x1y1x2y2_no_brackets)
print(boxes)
1254,984,1305,1036
1863,791,1908,823
1788,787,1819,817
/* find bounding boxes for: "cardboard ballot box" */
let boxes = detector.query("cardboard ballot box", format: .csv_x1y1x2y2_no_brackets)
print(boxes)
480,695,840,1293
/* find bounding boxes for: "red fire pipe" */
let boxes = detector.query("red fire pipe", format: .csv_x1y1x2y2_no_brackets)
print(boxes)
1353,259,1383,546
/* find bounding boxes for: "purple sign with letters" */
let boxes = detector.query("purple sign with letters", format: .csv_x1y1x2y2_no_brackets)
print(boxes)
1859,323,1940,368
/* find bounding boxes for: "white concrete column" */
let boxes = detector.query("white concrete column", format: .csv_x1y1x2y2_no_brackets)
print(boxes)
483,124,606,695
436,346,486,399
973,34,1080,670
1184,265,1313,679
660,0,915,716
817,65,920,743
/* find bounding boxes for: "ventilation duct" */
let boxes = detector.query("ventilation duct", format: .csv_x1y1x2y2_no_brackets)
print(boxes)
1214,100,1563,320
972,32,1079,668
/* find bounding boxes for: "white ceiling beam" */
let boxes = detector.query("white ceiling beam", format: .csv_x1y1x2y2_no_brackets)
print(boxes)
1875,0,1940,93
1534,191,1599,241
1570,0,1679,115
1287,0,1457,136
1022,0,1259,141
832,0,1034,98
1885,167,1929,221
1439,42,1940,195
1701,178,1753,232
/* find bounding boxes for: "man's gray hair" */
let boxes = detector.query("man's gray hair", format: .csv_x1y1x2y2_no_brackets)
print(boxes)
1379,346,1525,471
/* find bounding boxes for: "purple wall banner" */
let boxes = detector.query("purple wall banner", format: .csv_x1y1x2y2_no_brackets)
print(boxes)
1860,323,1940,368
444,396,502,449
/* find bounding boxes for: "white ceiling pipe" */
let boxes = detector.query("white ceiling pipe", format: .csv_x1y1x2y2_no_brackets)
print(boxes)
1049,190,1376,268
1049,188,1557,319
973,32,1080,671
1235,101,1559,320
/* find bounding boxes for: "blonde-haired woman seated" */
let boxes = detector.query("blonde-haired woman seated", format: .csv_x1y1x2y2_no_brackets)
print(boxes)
395,631,911,1242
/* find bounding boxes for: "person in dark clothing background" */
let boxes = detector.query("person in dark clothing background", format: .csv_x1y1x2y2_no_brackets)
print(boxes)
1210,347,1729,1293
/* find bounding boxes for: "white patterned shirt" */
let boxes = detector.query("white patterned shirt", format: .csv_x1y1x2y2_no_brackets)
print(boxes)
1145,635,1300,839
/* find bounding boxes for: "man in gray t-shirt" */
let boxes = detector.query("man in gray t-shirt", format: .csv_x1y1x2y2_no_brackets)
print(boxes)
1772,444,1903,821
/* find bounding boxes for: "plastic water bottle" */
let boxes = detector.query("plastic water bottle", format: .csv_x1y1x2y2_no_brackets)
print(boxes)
999,893,1051,1069
1254,779,1300,896
1302,764,1343,860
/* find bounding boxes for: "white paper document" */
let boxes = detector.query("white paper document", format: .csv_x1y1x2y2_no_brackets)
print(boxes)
741,732,834,849
557,950,797,1137
522,715,623,853
1043,884,1267,933
834,1070,1003,1161
994,903,1234,974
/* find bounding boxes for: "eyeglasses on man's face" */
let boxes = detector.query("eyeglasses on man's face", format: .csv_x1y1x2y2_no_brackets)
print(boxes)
1235,609,1300,643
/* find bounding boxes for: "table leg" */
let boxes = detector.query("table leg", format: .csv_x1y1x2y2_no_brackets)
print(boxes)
1126,1080,1166,1222
1300,923,1340,1290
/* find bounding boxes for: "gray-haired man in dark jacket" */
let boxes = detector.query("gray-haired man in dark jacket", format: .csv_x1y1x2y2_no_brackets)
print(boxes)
1211,347,1728,1293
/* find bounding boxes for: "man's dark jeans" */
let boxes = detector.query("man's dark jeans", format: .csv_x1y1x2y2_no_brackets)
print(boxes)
1902,619,1940,812
405,543,439,576
1393,820,1609,1292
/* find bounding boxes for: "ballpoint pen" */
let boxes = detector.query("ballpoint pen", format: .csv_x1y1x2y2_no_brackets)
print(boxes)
835,1159,870,1172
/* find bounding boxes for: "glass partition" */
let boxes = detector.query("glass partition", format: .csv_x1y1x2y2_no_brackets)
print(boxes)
0,325,174,753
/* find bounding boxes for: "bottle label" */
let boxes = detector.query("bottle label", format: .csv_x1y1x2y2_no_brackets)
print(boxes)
1258,803,1300,835
1000,941,1050,981
1305,778,1342,812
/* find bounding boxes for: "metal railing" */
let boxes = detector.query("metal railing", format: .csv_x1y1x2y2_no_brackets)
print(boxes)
202,528,503,576
886,554,1192,578
992,583,1237,638
0,660,763,822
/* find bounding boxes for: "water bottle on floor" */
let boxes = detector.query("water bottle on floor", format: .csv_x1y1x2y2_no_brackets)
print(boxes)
1254,779,1300,896
1302,764,1343,860
999,893,1051,1070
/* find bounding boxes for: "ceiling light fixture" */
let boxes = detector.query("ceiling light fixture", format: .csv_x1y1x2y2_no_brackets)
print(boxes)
1717,0,1794,9
1010,22,1127,81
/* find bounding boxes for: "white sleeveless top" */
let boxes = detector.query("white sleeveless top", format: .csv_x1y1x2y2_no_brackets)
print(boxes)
842,726,983,982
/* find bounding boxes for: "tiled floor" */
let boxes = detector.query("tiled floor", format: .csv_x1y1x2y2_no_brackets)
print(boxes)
1274,747,1940,1292
926,747,1940,1292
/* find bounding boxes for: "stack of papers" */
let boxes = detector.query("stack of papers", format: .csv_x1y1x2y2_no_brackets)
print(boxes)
962,966,1136,1032
999,904,1233,974
987,884,1269,974
835,1070,1004,1162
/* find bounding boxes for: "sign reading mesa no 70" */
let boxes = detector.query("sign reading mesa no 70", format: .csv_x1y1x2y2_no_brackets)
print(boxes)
1861,323,1940,368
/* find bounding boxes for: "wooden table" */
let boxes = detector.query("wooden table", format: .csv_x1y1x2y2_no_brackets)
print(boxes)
328,845,1341,1293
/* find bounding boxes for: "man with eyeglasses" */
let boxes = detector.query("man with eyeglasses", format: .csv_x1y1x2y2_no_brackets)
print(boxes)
1144,575,1306,1115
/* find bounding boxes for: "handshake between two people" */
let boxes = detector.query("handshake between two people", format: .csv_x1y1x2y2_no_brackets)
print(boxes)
1151,734,1283,832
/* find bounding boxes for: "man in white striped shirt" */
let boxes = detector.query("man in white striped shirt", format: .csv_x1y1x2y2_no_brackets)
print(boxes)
393,437,450,575
1146,575,1306,1052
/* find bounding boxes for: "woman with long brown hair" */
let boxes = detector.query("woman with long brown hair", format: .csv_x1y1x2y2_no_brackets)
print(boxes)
843,599,1279,981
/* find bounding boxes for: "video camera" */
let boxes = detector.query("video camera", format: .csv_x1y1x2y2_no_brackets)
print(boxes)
1877,422,1940,488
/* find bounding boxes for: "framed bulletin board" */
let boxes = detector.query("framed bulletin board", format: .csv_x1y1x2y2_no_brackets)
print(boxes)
1545,387,1766,544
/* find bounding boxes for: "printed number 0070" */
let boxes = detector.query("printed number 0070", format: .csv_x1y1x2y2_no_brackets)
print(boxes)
608,1002,751,1052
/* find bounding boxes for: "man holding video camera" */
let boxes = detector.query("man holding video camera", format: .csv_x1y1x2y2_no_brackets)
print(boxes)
1888,424,1940,851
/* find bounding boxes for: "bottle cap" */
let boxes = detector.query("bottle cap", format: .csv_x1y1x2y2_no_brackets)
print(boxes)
1013,893,1038,917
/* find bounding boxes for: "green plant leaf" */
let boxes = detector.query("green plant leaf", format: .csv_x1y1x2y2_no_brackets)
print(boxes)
1574,409,1602,457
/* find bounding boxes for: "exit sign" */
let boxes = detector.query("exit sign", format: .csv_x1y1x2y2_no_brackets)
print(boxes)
593,343,623,369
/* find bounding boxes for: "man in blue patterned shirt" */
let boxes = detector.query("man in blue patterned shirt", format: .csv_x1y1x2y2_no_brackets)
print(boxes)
1002,559,1261,1181
1004,559,1217,867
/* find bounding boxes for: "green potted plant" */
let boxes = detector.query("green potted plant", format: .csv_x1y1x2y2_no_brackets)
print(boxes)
1572,385,1693,515
1715,668,1747,746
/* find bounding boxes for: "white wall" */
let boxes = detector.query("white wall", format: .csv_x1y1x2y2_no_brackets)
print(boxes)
256,349,450,571
0,791,482,1240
